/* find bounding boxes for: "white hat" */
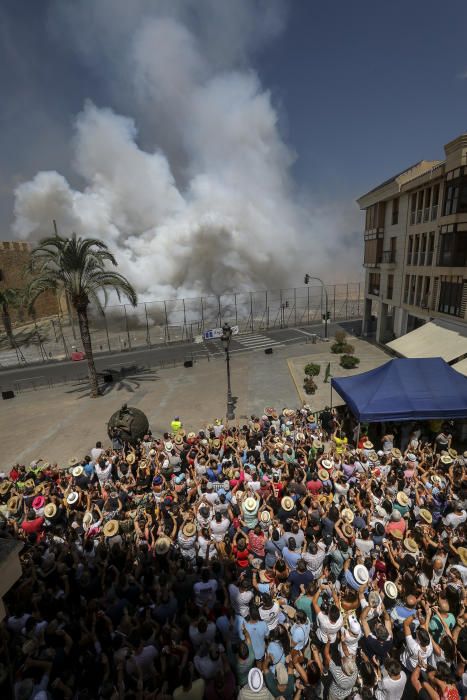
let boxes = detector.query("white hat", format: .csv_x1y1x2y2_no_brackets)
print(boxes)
248,668,264,692
321,459,333,470
164,442,173,451
384,581,398,599
72,466,83,477
354,564,369,585
67,491,78,505
348,614,361,635
243,497,257,513
406,453,417,462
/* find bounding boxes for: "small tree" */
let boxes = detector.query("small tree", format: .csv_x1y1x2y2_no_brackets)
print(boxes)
334,330,347,344
304,362,320,377
0,288,23,348
303,376,317,394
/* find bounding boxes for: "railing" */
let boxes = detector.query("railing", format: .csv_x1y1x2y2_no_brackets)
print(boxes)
382,250,396,264
423,207,430,222
425,251,433,266
431,204,438,221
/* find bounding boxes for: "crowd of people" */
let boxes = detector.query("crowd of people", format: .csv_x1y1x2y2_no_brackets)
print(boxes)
0,407,466,700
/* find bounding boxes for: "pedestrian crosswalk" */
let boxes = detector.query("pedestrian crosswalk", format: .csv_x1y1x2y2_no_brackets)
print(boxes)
235,333,283,351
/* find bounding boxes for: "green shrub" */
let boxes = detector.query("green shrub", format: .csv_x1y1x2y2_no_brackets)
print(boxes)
303,376,317,394
340,354,360,369
304,362,320,377
334,330,347,344
331,341,355,354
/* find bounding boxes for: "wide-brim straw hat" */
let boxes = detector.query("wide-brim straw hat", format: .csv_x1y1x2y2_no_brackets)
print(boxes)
404,537,419,554
391,529,403,540
24,479,35,490
182,522,196,537
341,508,354,524
0,480,12,495
384,581,398,599
225,436,235,447
66,491,78,505
318,469,329,481
72,466,84,477
342,523,354,539
396,491,409,506
321,459,333,470
103,519,119,538
44,503,57,519
32,496,45,510
7,496,20,512
363,441,373,449
260,510,271,523
391,448,402,459
68,457,79,467
448,448,458,458
283,409,295,417
155,536,171,555
419,508,433,524
354,564,369,584
441,455,453,465
281,496,294,512
126,453,136,464
243,497,257,512
83,511,93,530
282,604,296,619
212,439,221,449
458,547,467,566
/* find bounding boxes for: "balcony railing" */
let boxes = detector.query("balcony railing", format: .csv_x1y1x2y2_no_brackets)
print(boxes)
382,250,396,264
423,207,430,222
431,204,438,221
416,210,422,224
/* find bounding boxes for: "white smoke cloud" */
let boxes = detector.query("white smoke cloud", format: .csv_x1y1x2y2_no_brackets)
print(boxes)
12,0,360,300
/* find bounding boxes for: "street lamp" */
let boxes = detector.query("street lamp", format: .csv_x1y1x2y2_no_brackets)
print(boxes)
221,322,235,420
304,274,329,339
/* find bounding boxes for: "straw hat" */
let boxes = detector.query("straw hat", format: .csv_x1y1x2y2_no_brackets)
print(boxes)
239,439,248,449
368,451,379,463
0,480,12,495
441,455,453,465
187,432,196,441
404,538,419,554
33,483,46,495
243,497,257,513
155,535,171,555
341,508,354,524
391,529,403,540
260,510,271,523
83,512,93,531
182,521,196,537
448,448,457,458
174,434,184,445
391,448,402,459
406,453,417,462
138,459,149,470
72,466,83,477
283,409,295,417
354,564,369,585
225,436,235,447
419,508,433,525
318,469,329,481
384,581,398,599
296,432,305,442
342,523,354,539
68,457,79,467
103,520,119,538
431,475,442,485
7,496,20,512
363,440,373,449
66,491,78,505
396,492,409,506
44,503,57,519
282,604,296,619
281,496,294,512
321,459,333,470
458,547,467,566
126,453,136,464
24,479,35,490
212,438,221,449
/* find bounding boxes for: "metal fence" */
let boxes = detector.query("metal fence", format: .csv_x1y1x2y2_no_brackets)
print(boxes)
1,282,363,366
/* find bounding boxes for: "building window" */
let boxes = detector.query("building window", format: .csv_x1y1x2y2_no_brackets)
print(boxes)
365,202,386,231
438,278,464,317
443,172,467,216
427,232,435,266
407,235,413,265
404,275,410,303
410,194,417,225
0,269,3,281
368,273,380,295
387,274,394,300
438,229,467,267
391,198,399,225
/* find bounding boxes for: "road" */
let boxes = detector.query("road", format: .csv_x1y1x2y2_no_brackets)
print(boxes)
0,320,362,393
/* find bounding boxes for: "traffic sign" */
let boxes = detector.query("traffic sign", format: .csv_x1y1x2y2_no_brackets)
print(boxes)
203,325,239,341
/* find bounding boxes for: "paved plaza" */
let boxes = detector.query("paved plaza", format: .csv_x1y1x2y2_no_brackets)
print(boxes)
0,334,389,469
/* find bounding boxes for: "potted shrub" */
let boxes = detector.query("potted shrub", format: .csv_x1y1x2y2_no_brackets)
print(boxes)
340,354,360,369
303,376,317,394
304,362,320,377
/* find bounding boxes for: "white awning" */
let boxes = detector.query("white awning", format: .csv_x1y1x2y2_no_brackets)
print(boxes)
387,320,467,363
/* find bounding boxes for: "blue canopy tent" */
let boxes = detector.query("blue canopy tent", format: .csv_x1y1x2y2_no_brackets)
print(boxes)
331,357,467,423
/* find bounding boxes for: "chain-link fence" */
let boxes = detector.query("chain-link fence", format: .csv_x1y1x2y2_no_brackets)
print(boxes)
1,282,363,365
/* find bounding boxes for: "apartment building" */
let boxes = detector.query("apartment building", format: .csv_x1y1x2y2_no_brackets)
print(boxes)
357,133,467,343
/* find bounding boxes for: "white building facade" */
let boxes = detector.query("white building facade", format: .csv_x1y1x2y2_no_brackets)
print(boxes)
358,133,467,343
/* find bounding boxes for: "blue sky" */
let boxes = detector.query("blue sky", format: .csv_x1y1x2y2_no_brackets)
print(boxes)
1,0,466,269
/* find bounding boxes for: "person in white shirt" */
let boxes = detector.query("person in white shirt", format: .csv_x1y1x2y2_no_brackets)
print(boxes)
210,512,230,542
400,615,433,671
313,586,343,643
443,504,467,530
259,595,281,631
193,570,218,609
90,441,104,463
375,657,407,700
189,618,217,650
228,580,254,618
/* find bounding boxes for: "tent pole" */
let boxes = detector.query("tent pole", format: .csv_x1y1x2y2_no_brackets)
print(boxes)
330,384,333,410
356,422,361,446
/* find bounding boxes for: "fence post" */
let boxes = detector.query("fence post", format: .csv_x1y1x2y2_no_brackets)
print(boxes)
144,303,151,347
234,294,238,325
294,288,297,326
346,283,349,320
333,285,336,321
124,305,131,349
104,313,111,352
357,282,361,316
164,301,170,342
250,292,254,332
200,297,204,332
307,286,310,325
265,291,269,329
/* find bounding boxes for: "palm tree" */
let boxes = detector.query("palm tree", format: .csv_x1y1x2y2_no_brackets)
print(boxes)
28,232,137,397
0,288,22,349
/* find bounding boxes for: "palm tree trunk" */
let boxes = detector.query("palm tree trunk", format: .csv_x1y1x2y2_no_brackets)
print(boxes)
76,304,100,398
2,303,15,349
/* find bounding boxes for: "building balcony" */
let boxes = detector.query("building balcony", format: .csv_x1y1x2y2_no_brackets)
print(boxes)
367,287,380,297
381,250,396,265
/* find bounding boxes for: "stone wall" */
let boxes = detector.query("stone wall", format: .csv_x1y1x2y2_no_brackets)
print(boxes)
0,241,60,322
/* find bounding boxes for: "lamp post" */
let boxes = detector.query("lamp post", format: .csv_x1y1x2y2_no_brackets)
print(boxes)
221,322,235,420
304,274,329,339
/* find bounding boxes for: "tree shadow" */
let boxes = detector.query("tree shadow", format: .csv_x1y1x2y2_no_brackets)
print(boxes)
65,365,160,399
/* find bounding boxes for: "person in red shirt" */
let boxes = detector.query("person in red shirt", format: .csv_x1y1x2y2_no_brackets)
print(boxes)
232,534,251,570
21,509,44,539
248,525,266,559
306,471,323,495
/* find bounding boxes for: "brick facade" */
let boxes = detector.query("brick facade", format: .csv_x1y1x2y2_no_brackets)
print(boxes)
0,241,60,322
